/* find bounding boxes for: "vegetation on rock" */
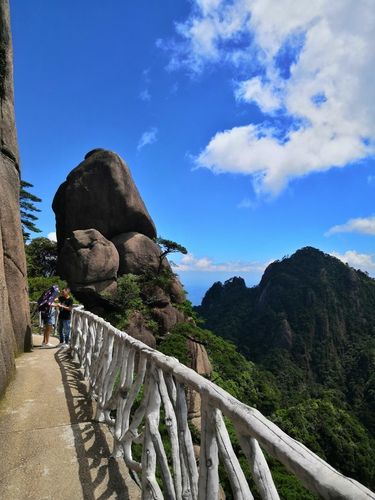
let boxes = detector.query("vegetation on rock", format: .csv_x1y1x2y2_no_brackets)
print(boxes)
196,247,375,490
26,237,57,278
154,236,187,273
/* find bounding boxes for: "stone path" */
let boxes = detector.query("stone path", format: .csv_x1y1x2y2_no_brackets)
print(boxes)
0,335,141,500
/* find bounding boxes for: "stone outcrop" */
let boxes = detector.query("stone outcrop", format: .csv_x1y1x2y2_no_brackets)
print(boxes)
53,149,188,336
0,0,32,394
111,232,164,276
187,337,213,430
111,231,186,306
52,149,157,250
169,277,186,304
126,311,156,348
151,304,185,333
58,229,119,296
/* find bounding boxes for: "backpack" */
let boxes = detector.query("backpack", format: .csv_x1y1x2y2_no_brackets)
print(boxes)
37,285,59,314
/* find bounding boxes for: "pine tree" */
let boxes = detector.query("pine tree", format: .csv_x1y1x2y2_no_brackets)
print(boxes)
20,180,42,241
155,236,188,274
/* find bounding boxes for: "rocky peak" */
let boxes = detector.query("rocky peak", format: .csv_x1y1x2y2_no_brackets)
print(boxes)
197,247,375,436
53,149,187,342
52,149,157,249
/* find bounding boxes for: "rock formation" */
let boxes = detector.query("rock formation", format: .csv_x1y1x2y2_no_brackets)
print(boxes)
0,0,32,394
187,337,213,429
53,149,187,341
58,229,119,296
52,149,156,251
111,232,164,276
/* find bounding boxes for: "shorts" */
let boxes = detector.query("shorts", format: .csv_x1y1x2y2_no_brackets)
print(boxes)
41,309,54,326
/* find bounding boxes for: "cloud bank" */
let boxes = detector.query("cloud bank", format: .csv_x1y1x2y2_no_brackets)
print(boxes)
166,0,375,195
326,215,375,236
331,250,375,275
174,252,268,273
48,232,57,242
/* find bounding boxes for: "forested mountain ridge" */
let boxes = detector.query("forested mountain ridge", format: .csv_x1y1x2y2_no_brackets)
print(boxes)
196,247,375,447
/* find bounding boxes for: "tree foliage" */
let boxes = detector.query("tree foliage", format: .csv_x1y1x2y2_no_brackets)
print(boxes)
20,180,42,241
26,237,57,277
104,274,158,333
154,236,187,273
272,399,375,488
196,247,375,490
28,276,67,302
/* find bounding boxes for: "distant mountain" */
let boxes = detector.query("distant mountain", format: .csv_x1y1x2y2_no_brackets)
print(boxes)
196,247,375,438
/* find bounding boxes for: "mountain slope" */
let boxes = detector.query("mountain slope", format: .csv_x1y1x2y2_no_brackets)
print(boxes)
196,247,375,436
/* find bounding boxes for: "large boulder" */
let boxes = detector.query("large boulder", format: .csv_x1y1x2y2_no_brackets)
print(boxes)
111,232,164,276
111,231,186,305
169,277,186,304
52,149,156,250
151,304,185,333
0,0,31,395
125,311,156,348
58,229,119,296
187,338,213,430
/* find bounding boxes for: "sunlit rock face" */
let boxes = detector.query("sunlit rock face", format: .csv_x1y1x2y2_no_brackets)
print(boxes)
52,148,157,251
111,231,163,276
58,229,119,296
0,0,32,394
53,149,187,339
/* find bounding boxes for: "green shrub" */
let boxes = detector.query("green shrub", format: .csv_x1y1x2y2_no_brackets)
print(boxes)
28,276,67,301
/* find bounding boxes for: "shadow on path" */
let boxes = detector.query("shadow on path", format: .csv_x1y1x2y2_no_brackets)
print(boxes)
54,348,134,500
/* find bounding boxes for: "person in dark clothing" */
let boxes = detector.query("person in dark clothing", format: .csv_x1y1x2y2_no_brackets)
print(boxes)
39,285,60,348
58,288,73,347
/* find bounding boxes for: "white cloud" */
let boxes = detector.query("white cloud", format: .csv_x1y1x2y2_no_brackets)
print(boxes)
237,197,257,209
326,215,375,236
137,127,158,151
139,89,151,101
174,252,268,273
235,77,281,113
165,0,375,195
48,232,57,242
331,250,375,275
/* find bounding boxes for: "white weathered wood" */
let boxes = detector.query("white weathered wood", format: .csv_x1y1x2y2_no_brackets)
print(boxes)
198,397,219,500
87,319,104,397
176,382,199,500
146,367,176,499
164,374,193,500
141,372,164,500
157,368,182,499
236,433,279,500
70,308,375,500
117,351,144,441
213,409,253,500
122,358,150,472
113,347,133,440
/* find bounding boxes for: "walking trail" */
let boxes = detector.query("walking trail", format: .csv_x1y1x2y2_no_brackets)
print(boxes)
0,334,141,500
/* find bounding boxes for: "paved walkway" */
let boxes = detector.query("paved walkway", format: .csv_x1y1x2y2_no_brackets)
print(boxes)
0,335,141,500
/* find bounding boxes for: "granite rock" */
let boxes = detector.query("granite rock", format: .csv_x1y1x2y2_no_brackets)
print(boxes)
58,229,119,297
0,0,31,395
52,149,156,250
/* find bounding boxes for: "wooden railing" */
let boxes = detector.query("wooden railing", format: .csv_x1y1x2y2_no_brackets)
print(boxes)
70,308,375,500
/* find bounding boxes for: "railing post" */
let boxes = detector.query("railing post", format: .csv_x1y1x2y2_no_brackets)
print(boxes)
198,396,219,500
236,433,279,500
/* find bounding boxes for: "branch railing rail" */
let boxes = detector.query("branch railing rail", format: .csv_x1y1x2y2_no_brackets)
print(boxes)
70,307,375,500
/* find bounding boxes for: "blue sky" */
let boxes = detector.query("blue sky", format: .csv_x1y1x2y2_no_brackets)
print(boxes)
11,0,375,304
